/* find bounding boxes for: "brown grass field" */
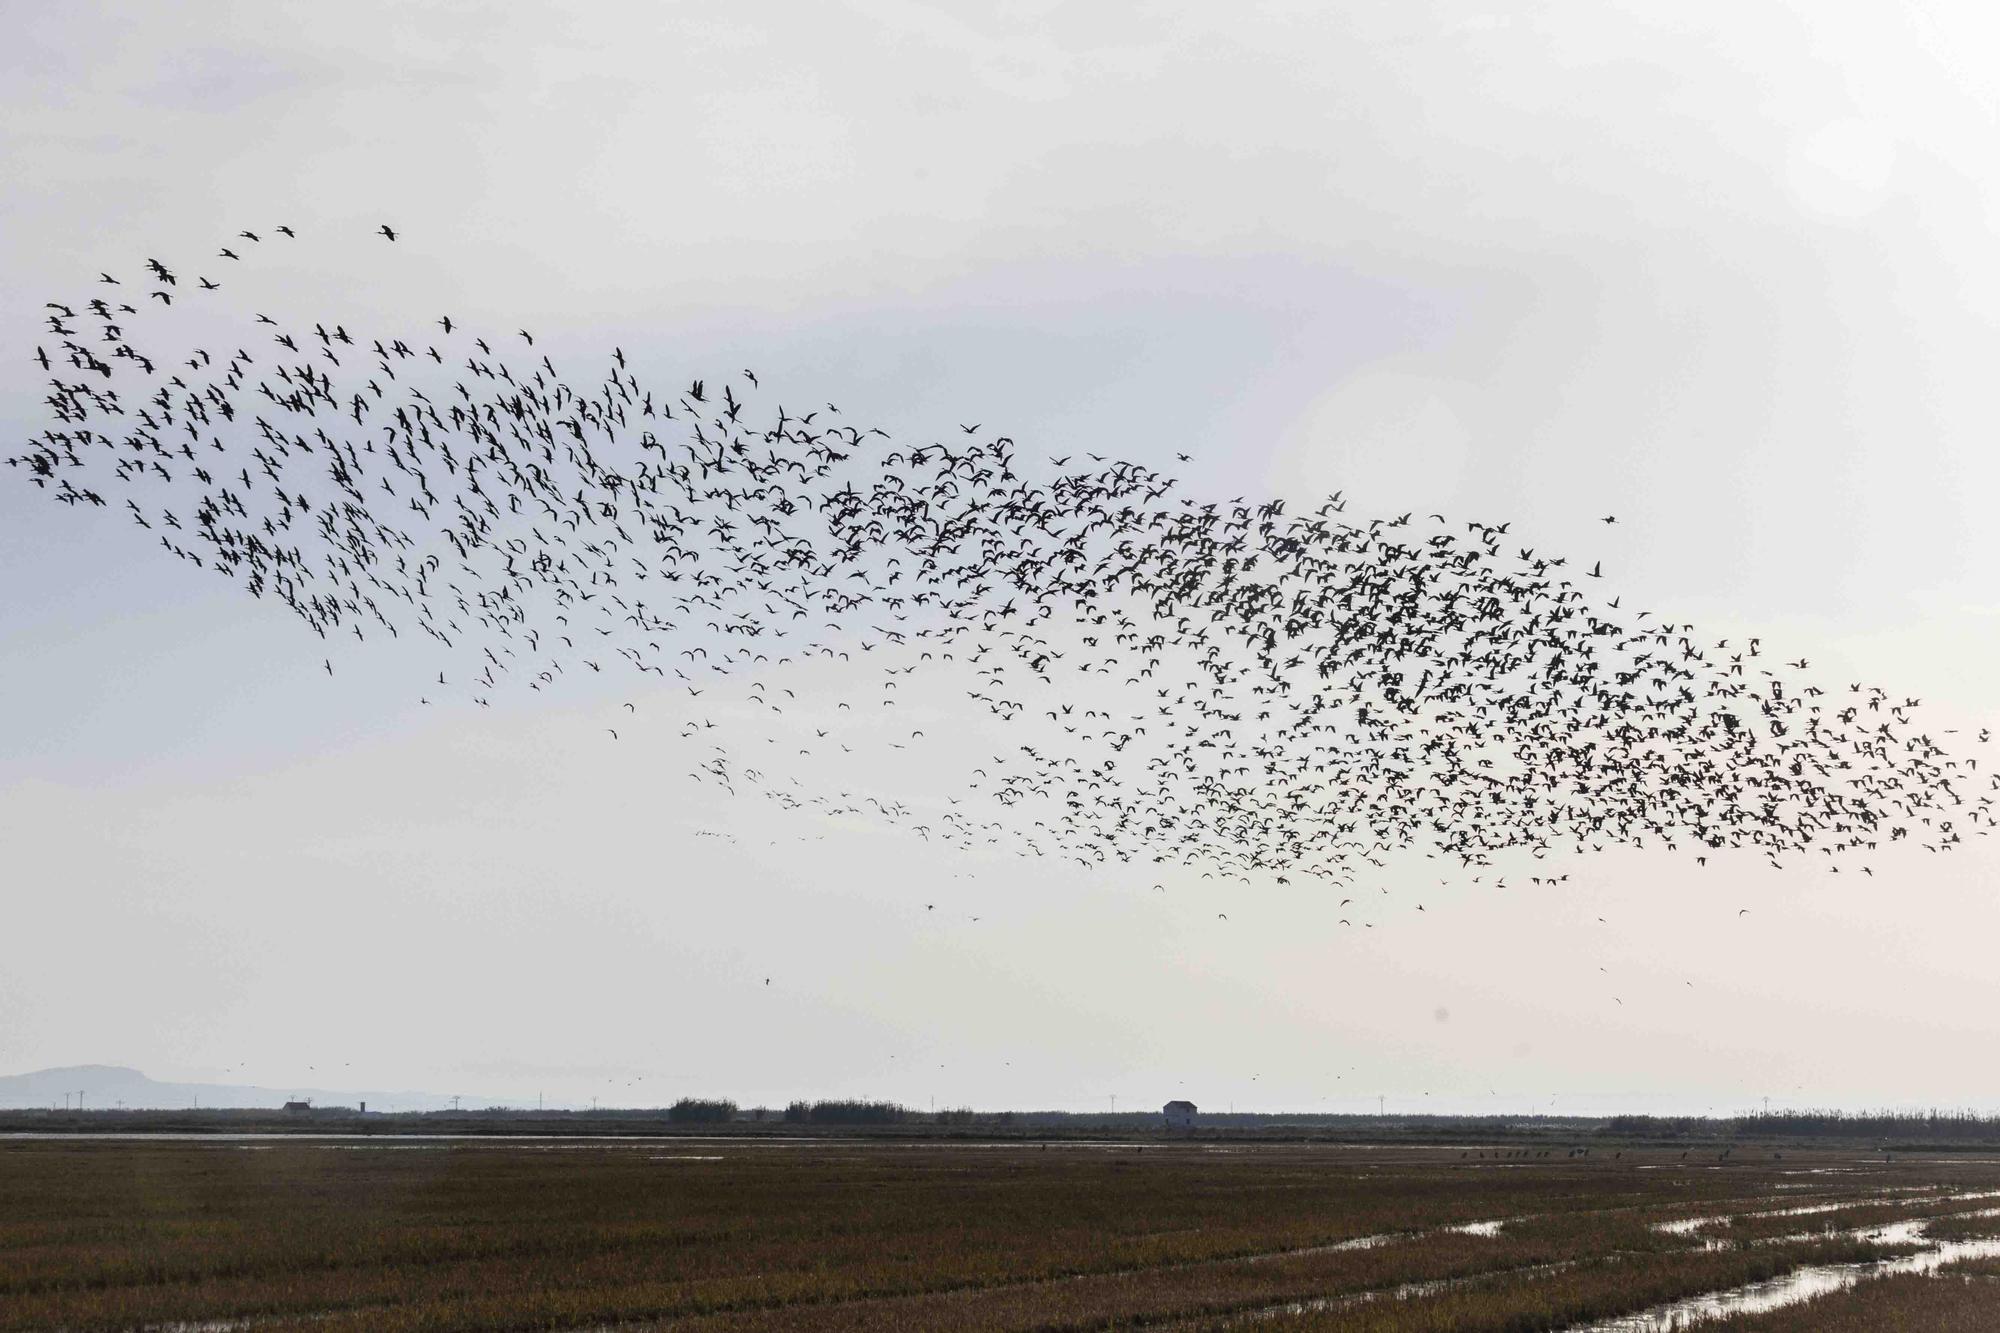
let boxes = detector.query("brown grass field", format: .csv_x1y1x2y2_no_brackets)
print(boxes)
4,1136,2000,1330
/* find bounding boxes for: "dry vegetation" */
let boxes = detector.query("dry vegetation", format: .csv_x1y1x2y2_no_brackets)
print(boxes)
1716,1189,2000,1242
2,1138,1997,1330
1921,1211,2000,1243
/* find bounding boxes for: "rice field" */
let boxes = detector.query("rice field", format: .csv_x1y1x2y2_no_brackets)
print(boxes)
3,1136,1998,1330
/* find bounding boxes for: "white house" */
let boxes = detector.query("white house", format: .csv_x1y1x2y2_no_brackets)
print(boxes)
1163,1099,1197,1129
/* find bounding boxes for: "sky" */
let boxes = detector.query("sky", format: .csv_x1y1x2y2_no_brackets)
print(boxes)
3,0,1998,1116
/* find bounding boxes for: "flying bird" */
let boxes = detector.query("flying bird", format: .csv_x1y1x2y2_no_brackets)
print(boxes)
12,217,1984,938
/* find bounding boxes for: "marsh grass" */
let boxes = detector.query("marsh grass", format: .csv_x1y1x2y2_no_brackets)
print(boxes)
1256,1240,1922,1332
0,1140,1991,1331
1916,1212,2000,1243
1719,1192,2000,1242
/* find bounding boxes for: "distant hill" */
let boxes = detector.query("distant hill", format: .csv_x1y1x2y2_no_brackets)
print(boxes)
0,1064,461,1112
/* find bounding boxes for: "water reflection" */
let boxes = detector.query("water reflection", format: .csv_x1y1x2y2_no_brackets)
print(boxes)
1233,1188,2000,1329
1583,1212,2000,1330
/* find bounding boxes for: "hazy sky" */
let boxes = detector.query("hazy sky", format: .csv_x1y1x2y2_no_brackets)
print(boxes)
4,0,1998,1116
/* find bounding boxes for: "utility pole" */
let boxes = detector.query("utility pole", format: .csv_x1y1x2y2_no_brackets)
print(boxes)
1379,1094,1385,1117
1109,1093,1116,1115
1763,1095,1770,1117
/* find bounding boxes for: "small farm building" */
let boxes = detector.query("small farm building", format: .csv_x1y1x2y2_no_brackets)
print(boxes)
1163,1099,1197,1128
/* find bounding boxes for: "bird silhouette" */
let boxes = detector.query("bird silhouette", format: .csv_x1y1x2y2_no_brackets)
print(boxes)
11,217,1989,936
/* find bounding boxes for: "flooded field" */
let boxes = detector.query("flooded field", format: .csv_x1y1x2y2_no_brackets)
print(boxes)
3,1136,2000,1329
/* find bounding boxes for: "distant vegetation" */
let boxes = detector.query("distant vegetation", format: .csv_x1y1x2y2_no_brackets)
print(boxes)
14,1102,2000,1147
1609,1110,2000,1142
784,1099,906,1125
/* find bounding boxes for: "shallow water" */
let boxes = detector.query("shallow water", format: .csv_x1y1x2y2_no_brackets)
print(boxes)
1657,1215,1723,1235
1581,1211,2000,1329
1222,1260,1579,1324
1228,1186,2000,1328
1249,1214,1510,1262
1650,1186,1981,1238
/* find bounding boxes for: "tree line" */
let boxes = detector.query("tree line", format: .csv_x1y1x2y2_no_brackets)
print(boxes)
1606,1110,2000,1141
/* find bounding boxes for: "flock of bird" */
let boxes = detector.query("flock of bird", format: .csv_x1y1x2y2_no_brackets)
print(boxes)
13,224,1994,904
